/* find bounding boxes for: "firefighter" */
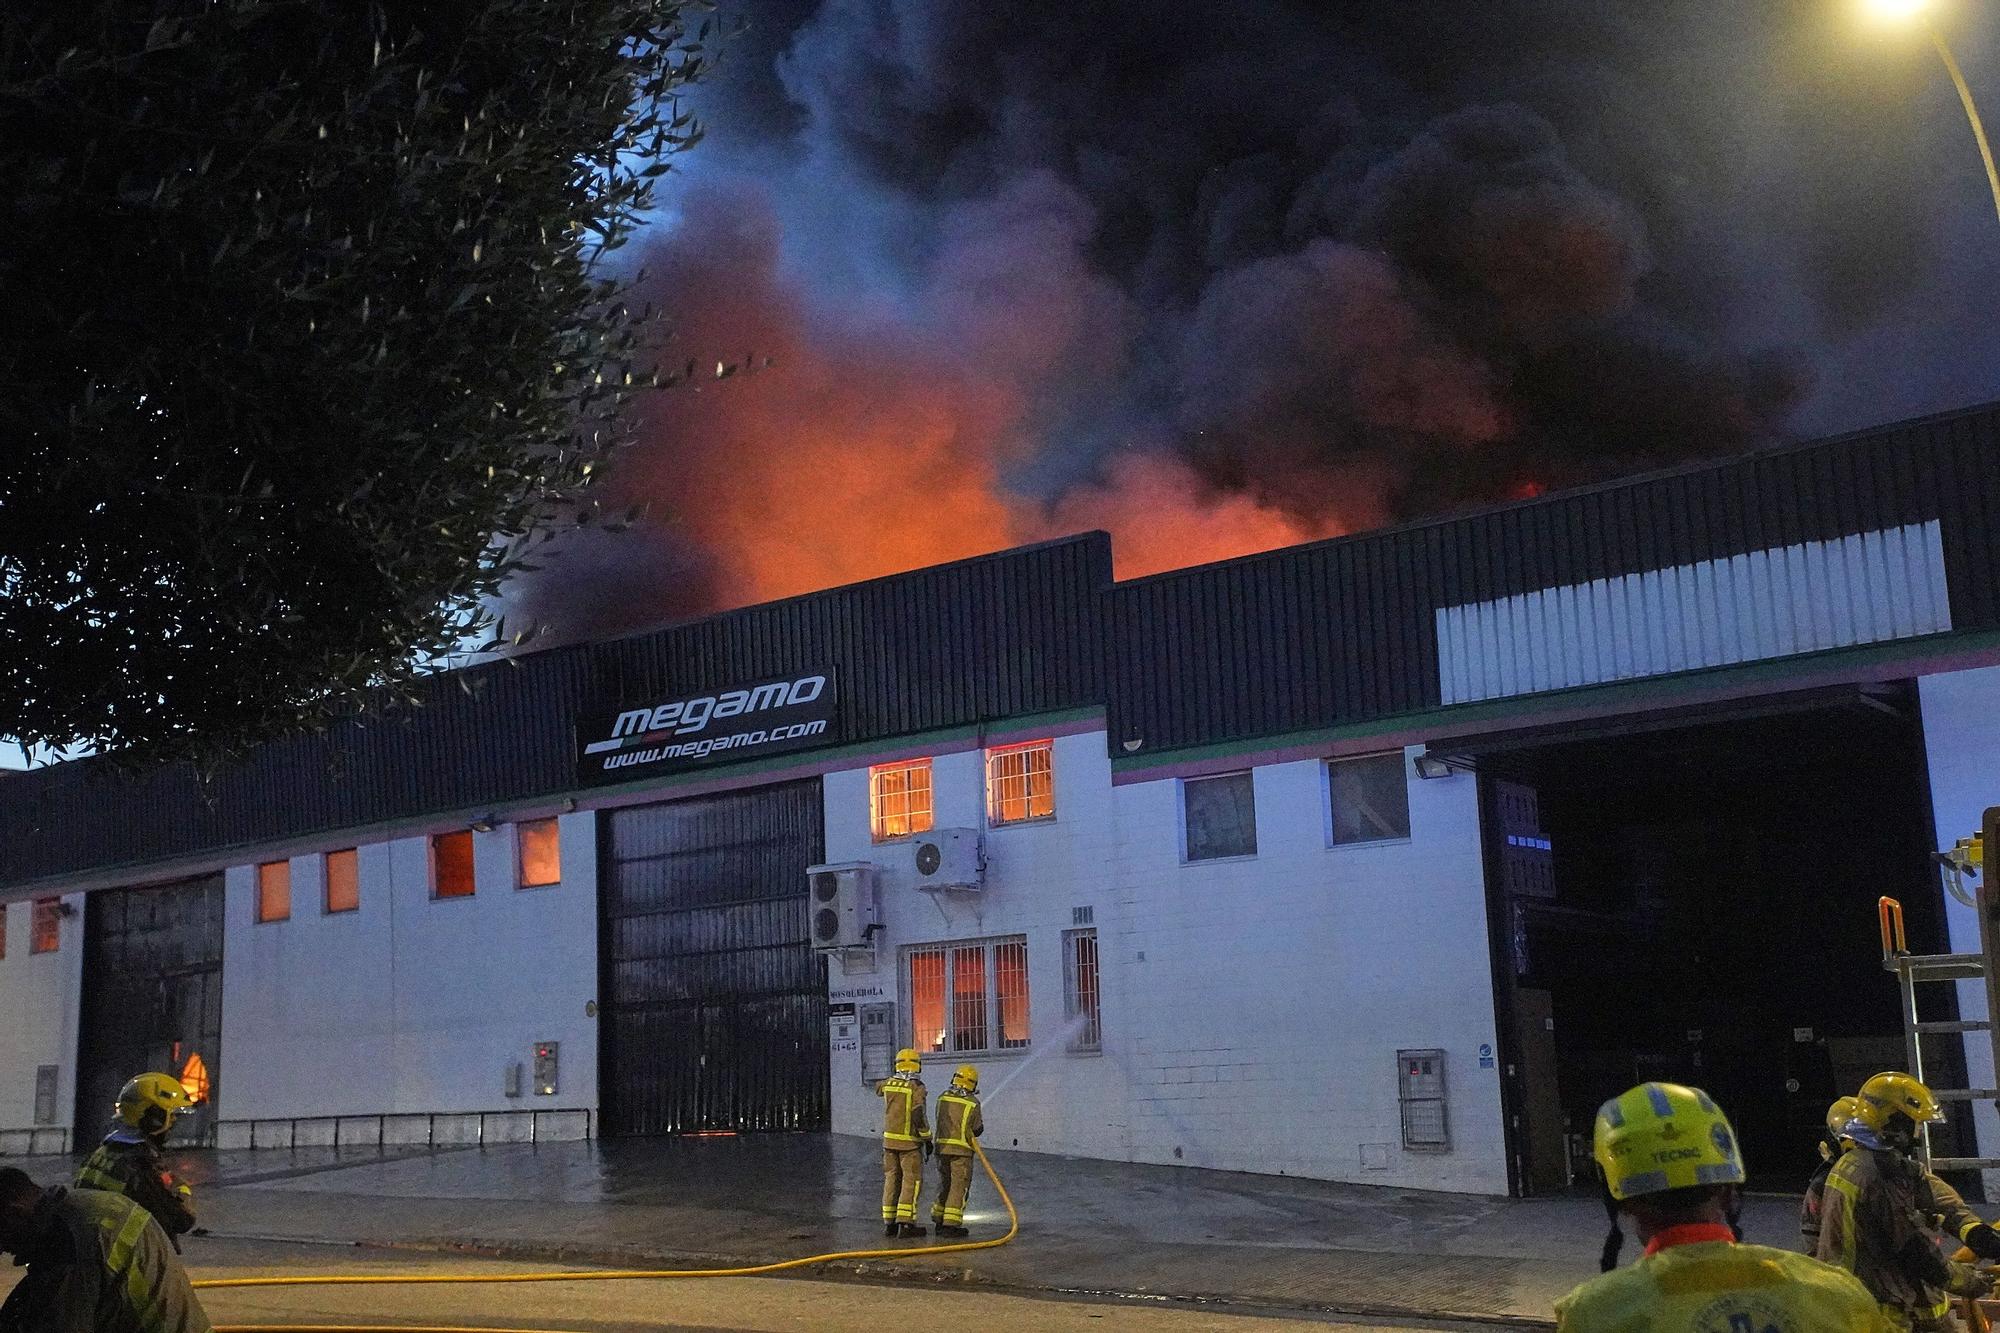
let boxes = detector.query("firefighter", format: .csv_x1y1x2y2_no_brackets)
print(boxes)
1815,1071,1994,1329
929,1064,984,1238
0,1166,212,1333
1805,1092,2000,1263
76,1074,198,1249
877,1048,929,1238
1555,1082,1886,1330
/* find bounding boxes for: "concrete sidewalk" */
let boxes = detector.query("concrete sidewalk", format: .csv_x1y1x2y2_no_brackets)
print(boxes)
6,1137,1809,1327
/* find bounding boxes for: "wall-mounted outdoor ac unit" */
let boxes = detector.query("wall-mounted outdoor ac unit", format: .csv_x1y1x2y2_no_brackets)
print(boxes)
807,862,880,950
905,828,984,893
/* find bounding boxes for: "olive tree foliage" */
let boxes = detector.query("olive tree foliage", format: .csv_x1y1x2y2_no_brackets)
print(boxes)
0,1,705,764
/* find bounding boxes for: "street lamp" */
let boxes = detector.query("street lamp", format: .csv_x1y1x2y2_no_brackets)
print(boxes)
1864,0,2000,226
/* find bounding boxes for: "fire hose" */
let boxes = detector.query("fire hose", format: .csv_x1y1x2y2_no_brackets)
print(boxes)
194,1138,1016,1333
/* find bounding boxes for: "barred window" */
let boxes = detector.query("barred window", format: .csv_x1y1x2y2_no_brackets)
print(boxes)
1329,753,1410,845
905,936,1030,1056
256,861,291,923
986,740,1055,825
1062,928,1101,1052
870,759,934,842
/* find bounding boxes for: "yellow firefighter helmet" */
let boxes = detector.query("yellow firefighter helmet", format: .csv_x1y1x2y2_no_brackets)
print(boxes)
953,1064,979,1090
1825,1095,1860,1140
894,1048,921,1074
1593,1082,1745,1202
116,1073,195,1133
1854,1072,1944,1131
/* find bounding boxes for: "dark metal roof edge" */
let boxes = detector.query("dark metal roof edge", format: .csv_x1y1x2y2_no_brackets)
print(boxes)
1105,398,2000,594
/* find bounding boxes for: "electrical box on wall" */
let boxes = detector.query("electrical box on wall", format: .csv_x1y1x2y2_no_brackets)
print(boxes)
33,1066,58,1125
504,1062,523,1099
1397,1048,1450,1152
533,1042,559,1096
807,862,880,950
860,1003,896,1085
905,828,984,893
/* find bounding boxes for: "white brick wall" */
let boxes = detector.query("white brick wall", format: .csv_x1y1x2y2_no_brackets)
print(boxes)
0,894,84,1142
824,732,1509,1193
219,812,598,1122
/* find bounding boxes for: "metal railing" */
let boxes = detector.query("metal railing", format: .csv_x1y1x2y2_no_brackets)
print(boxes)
0,1126,71,1157
214,1106,594,1152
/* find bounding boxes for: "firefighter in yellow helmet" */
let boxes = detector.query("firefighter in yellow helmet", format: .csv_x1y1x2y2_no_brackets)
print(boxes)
877,1049,930,1238
1815,1072,1994,1328
1555,1082,1887,1331
928,1064,984,1238
75,1074,198,1250
1805,1091,2000,1265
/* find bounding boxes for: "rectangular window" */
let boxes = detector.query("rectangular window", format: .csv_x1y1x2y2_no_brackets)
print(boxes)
986,740,1055,826
870,759,934,842
324,848,360,914
432,830,476,899
30,899,62,954
904,936,1030,1056
1063,928,1101,1052
1183,771,1257,861
1330,753,1411,845
518,818,561,888
255,861,291,923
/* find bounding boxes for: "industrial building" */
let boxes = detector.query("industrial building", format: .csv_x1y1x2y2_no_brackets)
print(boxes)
3,401,1998,1197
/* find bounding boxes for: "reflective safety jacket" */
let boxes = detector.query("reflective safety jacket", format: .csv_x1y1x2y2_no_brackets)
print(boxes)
1804,1151,1982,1255
1816,1146,1985,1321
0,1186,212,1333
933,1089,983,1157
1555,1226,1891,1331
77,1133,197,1243
878,1074,928,1148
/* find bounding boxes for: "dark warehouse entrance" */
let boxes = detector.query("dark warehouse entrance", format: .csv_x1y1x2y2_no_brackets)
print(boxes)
1450,684,1962,1197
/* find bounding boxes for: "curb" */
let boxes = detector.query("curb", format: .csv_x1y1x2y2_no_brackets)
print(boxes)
328,1233,1558,1330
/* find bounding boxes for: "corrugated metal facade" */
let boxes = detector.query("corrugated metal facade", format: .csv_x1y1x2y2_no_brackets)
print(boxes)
0,535,1113,890
1435,520,1953,705
1106,402,2000,754
4,401,1998,889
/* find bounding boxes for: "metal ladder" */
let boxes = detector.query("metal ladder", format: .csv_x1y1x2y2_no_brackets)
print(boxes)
1878,804,2000,1172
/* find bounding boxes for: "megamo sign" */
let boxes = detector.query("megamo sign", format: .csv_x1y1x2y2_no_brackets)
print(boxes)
576,670,836,786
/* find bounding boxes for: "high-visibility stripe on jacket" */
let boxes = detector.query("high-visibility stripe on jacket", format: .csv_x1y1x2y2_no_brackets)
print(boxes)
934,1092,983,1157
5,1186,214,1333
878,1074,928,1147
1816,1146,1978,1321
76,1135,197,1240
1555,1234,1889,1331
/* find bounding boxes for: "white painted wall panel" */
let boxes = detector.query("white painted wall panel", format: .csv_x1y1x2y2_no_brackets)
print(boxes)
824,734,1508,1194
220,811,598,1122
0,894,84,1144
1437,521,1951,704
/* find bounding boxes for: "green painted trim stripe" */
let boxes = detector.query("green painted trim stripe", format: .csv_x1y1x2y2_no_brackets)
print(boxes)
1112,629,2000,782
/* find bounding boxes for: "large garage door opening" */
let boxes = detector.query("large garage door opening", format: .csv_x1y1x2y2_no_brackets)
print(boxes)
75,875,224,1148
1452,684,1959,1194
599,779,828,1136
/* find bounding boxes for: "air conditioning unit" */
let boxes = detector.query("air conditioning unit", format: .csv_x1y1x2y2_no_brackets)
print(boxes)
807,862,879,950
906,828,984,893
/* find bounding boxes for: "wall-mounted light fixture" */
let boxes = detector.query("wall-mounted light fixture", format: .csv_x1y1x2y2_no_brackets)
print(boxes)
1412,754,1456,781
470,815,496,833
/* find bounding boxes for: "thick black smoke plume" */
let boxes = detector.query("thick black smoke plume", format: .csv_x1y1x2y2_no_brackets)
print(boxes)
506,0,1999,642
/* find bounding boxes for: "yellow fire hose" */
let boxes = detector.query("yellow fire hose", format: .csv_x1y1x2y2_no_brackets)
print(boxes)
197,1140,1016,1332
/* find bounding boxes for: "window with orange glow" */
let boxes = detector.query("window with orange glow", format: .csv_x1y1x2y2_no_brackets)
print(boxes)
256,861,291,923
903,935,1028,1055
518,818,561,888
29,900,60,954
432,830,476,898
324,848,359,914
870,759,934,842
986,741,1055,825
